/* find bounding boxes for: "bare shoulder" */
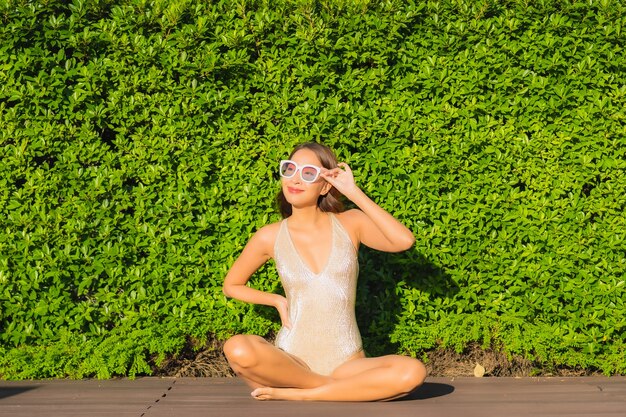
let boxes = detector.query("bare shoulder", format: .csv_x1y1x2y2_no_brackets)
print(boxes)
335,208,367,227
248,221,283,256
253,221,282,242
334,209,365,247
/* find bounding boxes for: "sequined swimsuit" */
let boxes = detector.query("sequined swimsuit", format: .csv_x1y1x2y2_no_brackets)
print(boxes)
274,213,363,376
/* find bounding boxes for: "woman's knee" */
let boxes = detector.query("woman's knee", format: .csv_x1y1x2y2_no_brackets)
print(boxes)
223,335,264,369
395,357,427,392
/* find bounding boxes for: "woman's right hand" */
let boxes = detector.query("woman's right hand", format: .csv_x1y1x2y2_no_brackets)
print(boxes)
274,295,291,329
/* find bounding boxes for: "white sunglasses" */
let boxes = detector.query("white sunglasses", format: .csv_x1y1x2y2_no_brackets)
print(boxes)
279,160,322,183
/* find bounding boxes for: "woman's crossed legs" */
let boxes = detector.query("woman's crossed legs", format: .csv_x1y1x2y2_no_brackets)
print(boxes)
223,334,427,401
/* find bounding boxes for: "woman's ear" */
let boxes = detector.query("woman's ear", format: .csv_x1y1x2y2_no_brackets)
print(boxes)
320,181,333,196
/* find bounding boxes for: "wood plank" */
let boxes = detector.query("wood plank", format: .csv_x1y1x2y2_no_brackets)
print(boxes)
0,376,624,417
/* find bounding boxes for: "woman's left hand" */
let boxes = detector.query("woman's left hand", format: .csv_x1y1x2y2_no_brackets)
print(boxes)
321,162,359,198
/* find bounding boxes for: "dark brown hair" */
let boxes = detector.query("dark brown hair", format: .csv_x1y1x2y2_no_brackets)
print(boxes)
276,142,345,218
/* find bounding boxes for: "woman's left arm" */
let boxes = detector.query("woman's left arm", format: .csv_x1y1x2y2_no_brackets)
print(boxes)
321,163,415,252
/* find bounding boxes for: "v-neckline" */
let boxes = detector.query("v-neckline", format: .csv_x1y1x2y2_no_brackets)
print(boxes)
285,214,334,276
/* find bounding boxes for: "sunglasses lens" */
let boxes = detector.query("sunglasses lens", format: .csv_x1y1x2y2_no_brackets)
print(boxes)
280,161,297,177
301,166,319,182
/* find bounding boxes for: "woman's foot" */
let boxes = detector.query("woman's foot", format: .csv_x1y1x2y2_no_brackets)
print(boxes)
251,387,308,401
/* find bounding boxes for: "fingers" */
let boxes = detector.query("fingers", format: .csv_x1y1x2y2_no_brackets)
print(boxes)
338,162,351,172
276,299,292,329
321,163,351,178
320,163,359,199
280,315,292,329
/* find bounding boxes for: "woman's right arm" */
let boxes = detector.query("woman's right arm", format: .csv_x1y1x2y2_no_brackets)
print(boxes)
222,225,290,326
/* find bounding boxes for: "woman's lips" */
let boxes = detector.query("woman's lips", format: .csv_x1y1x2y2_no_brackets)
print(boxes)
287,187,304,194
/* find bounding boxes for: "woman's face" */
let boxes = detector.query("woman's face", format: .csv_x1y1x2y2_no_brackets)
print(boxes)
281,148,332,208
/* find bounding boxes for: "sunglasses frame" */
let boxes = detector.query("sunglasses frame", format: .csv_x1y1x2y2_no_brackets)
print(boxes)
279,159,322,183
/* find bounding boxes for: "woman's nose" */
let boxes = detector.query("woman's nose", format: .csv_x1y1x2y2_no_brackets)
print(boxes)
291,173,302,184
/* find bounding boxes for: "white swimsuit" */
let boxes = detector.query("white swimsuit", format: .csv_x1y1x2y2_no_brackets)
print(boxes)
274,213,363,375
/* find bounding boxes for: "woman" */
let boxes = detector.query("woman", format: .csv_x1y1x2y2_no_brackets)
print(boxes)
222,142,427,401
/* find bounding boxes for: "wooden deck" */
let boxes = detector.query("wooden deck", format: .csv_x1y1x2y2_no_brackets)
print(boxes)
1,376,625,417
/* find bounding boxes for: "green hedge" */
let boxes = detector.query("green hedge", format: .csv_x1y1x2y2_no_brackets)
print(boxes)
1,0,625,378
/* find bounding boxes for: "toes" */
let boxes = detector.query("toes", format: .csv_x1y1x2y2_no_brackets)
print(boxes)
251,387,271,400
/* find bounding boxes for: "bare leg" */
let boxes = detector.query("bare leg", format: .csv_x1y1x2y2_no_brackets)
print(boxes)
251,355,427,401
223,334,331,390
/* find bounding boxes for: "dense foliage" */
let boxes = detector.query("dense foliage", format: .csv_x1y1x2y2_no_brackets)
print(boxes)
1,0,625,379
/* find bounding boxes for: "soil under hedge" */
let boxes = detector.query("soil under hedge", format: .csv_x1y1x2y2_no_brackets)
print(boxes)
153,338,600,379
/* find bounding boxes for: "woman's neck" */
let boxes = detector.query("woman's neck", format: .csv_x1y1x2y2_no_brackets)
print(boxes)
288,207,328,227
